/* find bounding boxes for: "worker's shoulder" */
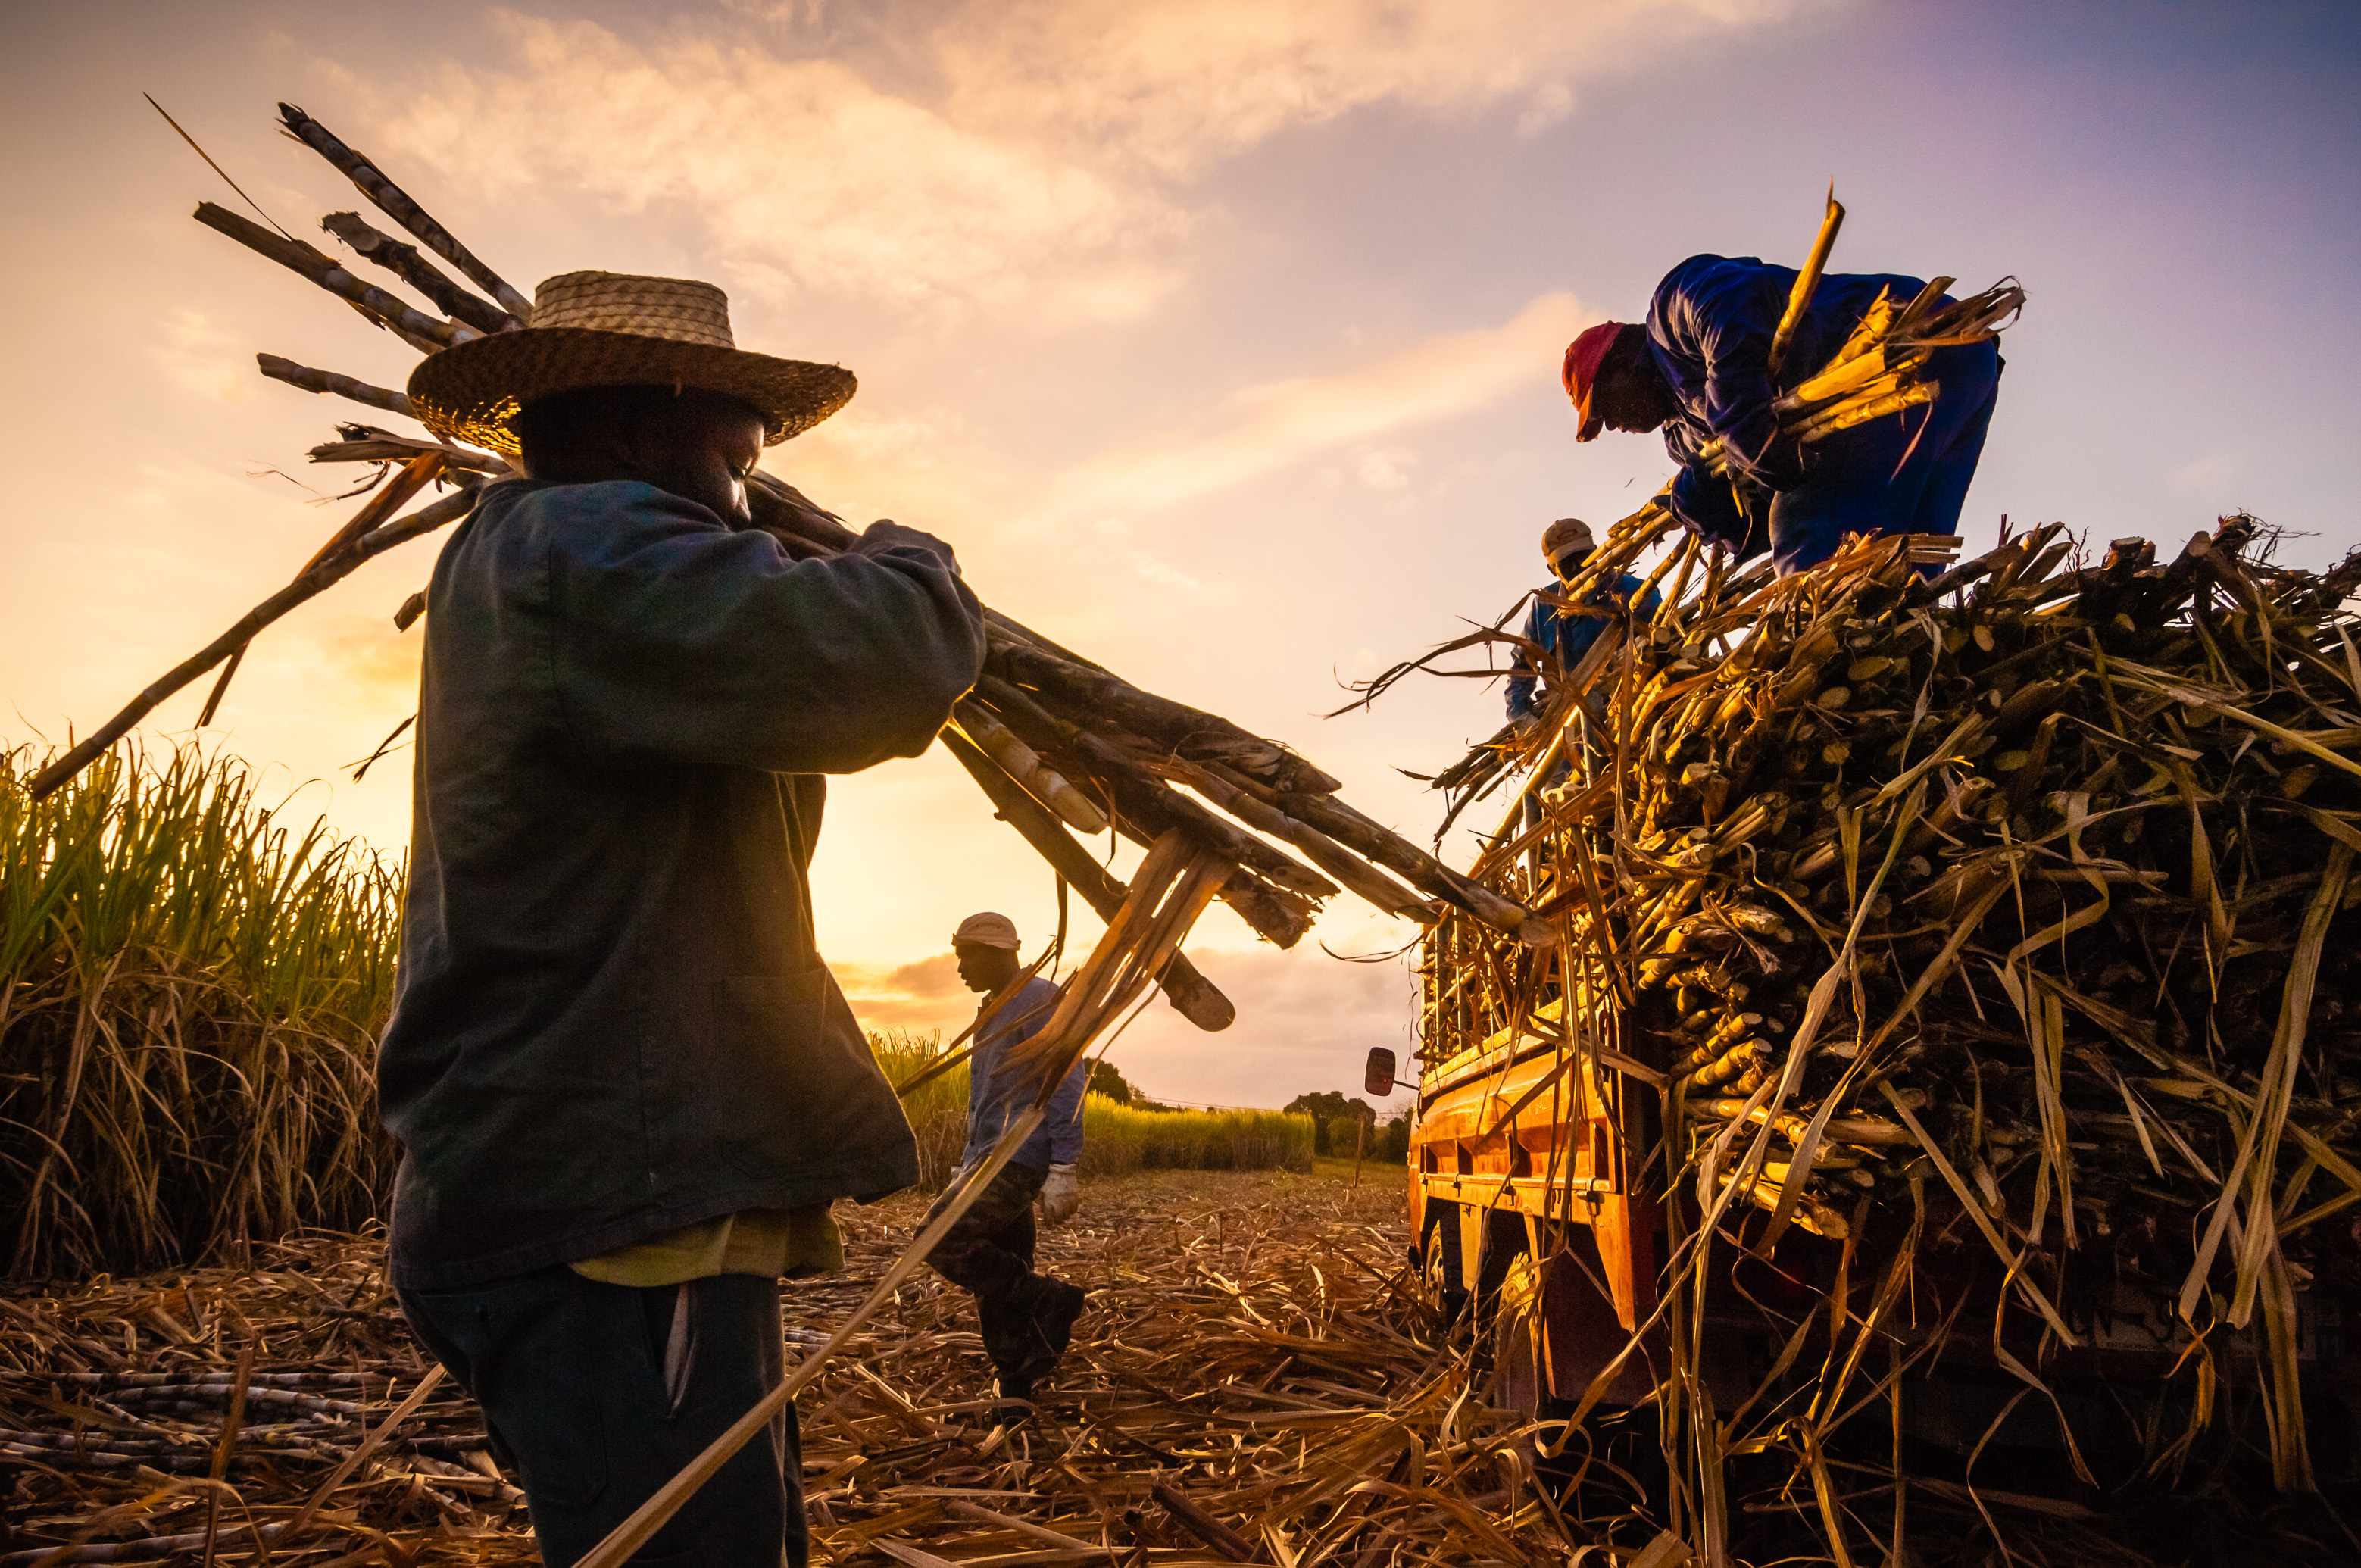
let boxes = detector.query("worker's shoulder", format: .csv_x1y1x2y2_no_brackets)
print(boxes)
1015,974,1062,1007
478,478,740,550
1657,253,1773,291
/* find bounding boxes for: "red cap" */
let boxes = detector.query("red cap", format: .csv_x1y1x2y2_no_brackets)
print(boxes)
1560,321,1627,442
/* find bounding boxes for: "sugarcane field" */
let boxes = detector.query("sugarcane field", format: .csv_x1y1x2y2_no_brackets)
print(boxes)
6,10,2359,1568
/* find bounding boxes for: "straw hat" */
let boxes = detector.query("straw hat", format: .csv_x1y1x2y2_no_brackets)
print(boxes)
408,270,855,456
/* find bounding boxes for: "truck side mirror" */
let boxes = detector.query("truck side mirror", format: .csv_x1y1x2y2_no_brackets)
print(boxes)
1365,1047,1397,1098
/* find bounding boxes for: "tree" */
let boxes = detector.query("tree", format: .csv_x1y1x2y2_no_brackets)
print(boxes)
1283,1091,1375,1156
1087,1059,1135,1105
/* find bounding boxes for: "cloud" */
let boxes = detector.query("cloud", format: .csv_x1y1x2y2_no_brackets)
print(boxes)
348,0,1804,319
1038,291,1589,520
938,0,1805,178
370,13,1184,320
156,311,251,403
839,951,971,1032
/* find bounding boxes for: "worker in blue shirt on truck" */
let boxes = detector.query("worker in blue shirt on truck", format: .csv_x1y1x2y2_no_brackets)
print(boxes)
1504,517,1661,734
925,911,1091,1406
1560,254,2002,576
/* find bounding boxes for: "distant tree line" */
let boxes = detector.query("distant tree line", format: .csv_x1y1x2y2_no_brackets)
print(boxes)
1282,1091,1410,1163
1084,1064,1413,1162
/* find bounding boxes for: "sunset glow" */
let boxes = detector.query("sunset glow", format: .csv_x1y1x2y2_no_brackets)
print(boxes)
5,0,2355,1110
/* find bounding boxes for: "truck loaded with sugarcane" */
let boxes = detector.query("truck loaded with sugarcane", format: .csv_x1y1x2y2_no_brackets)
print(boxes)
1379,207,2361,1546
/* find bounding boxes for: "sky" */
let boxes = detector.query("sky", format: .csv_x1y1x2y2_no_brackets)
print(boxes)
5,0,2357,1113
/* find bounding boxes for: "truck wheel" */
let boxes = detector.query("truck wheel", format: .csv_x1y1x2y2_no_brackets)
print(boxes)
1416,1202,1470,1328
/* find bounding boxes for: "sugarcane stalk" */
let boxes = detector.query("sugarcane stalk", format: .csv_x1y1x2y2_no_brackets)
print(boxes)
308,427,512,475
1158,754,1437,921
1765,183,1846,382
973,675,1322,947
941,728,1234,1031
744,473,1341,804
278,102,535,320
27,479,481,800
1274,786,1550,945
1789,379,1938,442
988,635,1341,795
742,471,1348,948
976,675,1335,901
321,211,520,334
195,203,472,352
193,451,448,725
950,700,1107,835
354,486,479,561
256,354,416,417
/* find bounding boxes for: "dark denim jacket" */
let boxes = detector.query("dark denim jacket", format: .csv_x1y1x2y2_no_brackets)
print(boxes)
378,479,987,1288
1647,254,1934,550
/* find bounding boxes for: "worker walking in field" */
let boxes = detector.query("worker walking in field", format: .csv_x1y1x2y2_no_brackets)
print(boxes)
927,911,1090,1406
1561,254,2002,576
379,271,986,1568
1504,516,1661,734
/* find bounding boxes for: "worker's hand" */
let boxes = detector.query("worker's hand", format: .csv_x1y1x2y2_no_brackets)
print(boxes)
855,519,961,576
1510,712,1541,739
1038,1164,1081,1226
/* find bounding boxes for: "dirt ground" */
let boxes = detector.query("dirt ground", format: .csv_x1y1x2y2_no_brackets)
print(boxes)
14,1163,2337,1566
6,1163,1529,1567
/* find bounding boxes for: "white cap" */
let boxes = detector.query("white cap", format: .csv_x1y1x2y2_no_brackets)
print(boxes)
1542,517,1594,564
952,911,1020,950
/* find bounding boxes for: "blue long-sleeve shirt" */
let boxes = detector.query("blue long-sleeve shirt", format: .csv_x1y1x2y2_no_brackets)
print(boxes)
961,975,1087,1170
1504,573,1660,720
1647,254,1940,553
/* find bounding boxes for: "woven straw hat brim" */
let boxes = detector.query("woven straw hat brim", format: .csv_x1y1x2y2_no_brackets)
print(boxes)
407,327,856,456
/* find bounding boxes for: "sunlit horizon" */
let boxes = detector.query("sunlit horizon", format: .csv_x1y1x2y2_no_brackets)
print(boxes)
6,0,2356,1110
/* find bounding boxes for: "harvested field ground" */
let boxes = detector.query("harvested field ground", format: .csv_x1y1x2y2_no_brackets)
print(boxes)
5,1166,2348,1566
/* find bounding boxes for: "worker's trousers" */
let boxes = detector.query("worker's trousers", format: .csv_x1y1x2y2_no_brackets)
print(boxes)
398,1267,805,1568
1769,338,2003,576
923,1158,1057,1376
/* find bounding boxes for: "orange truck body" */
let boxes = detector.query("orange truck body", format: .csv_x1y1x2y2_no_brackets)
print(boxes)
1405,970,1666,1404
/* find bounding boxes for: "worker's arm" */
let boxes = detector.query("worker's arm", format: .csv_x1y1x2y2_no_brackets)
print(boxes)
543,483,986,773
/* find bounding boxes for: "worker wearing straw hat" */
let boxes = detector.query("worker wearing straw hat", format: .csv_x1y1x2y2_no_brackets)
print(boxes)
1561,255,2001,576
926,911,1091,1407
1504,517,1660,733
380,271,987,1568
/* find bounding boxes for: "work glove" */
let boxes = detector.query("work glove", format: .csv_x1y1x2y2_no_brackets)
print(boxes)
1037,1164,1081,1226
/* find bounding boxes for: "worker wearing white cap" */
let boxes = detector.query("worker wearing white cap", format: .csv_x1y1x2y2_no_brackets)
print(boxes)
922,912,1090,1405
1504,517,1661,731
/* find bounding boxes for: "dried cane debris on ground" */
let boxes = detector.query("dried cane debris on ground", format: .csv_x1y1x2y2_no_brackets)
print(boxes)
8,1173,2350,1566
1381,506,2361,1563
0,1171,1521,1568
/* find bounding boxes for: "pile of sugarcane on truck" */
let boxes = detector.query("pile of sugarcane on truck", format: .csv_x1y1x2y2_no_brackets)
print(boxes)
1378,234,2361,1501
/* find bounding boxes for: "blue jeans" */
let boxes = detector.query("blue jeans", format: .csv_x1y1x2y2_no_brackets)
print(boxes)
1769,339,2003,576
398,1267,805,1567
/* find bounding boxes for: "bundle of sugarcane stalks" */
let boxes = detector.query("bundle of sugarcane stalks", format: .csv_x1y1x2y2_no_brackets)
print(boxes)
1385,501,2361,1561
30,98,1544,1063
